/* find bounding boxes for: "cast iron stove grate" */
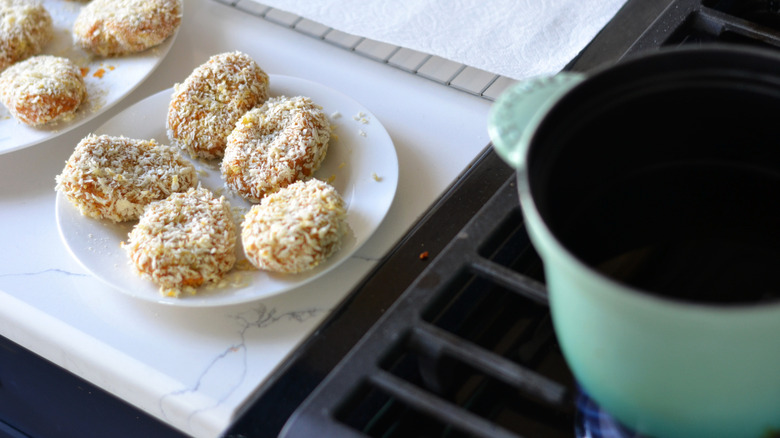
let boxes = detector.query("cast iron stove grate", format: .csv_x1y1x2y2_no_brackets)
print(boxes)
280,177,570,438
227,1,780,437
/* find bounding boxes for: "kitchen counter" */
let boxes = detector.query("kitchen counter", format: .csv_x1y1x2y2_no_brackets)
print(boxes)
0,1,494,437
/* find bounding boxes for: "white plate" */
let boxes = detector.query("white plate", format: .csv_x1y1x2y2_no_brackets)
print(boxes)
0,0,178,154
55,75,399,307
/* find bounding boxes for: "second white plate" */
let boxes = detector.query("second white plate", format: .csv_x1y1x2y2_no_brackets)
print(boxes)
0,0,179,154
55,75,399,307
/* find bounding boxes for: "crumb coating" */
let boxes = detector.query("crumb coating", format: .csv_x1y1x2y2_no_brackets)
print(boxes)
73,0,182,56
167,51,269,160
0,55,86,126
55,134,198,222
242,179,346,274
124,186,237,297
222,95,330,202
0,0,52,72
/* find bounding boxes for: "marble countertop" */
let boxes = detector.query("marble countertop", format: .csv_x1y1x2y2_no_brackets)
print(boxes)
0,1,494,437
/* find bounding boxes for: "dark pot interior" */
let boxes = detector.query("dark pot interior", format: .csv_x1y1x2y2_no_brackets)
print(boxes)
525,46,780,304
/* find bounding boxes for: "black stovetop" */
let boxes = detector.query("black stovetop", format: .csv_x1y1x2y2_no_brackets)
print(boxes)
231,0,780,437
4,1,780,437
226,1,780,437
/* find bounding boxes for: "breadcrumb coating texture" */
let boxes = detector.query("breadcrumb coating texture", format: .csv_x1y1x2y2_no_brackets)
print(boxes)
55,134,198,222
0,0,52,72
167,51,270,160
222,95,330,202
73,0,182,56
241,179,346,274
124,186,237,297
0,55,86,126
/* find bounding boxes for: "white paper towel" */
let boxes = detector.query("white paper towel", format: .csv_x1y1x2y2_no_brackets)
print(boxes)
255,0,629,80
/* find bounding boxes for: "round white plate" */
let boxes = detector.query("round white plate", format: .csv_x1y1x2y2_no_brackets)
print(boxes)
56,75,399,307
0,0,179,154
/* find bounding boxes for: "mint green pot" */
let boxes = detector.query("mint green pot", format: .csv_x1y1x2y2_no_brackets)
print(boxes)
487,46,780,438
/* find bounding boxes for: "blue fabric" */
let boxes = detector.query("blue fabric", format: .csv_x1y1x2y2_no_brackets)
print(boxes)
575,388,647,438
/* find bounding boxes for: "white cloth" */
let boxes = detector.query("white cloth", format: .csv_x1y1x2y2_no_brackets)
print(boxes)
257,0,629,79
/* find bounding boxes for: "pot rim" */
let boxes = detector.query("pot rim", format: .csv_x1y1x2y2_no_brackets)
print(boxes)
512,44,780,312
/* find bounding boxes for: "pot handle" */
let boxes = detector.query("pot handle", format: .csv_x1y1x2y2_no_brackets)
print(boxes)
488,72,585,169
